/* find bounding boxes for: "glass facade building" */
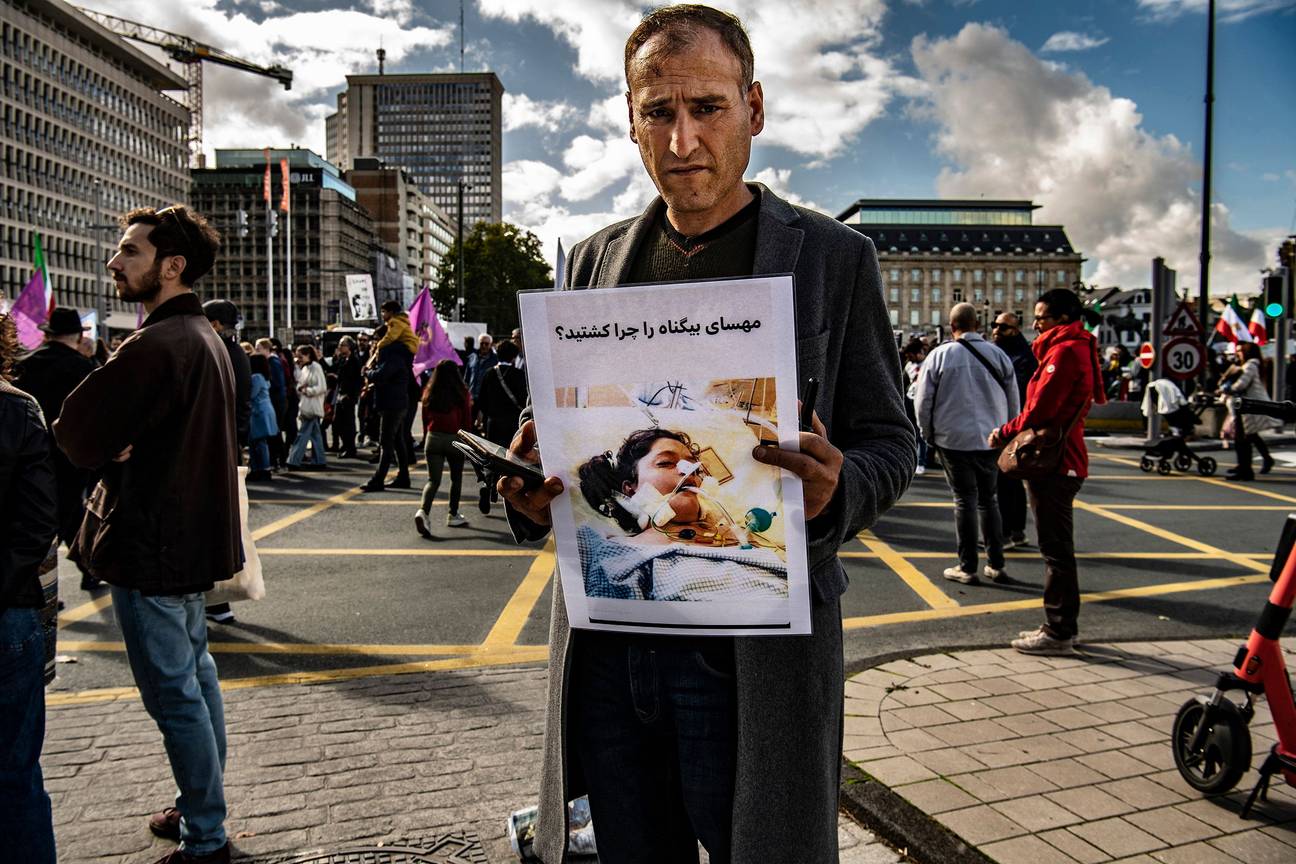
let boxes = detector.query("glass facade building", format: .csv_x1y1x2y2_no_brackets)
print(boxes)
0,0,189,331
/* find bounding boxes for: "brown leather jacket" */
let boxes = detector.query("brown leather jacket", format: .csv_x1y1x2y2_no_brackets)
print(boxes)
55,293,241,594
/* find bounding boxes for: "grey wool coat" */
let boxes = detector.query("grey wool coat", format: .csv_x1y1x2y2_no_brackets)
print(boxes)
519,186,915,863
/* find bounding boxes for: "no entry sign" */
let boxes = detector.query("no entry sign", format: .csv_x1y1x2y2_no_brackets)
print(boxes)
1138,342,1156,370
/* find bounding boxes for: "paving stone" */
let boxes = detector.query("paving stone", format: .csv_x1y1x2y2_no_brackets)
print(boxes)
982,833,1080,864
1103,721,1167,746
996,712,1067,737
1041,826,1113,864
1046,758,1115,789
908,747,988,776
928,718,1015,747
1042,707,1105,730
936,804,1029,845
886,704,959,728
940,699,1005,721
1068,817,1165,859
1102,776,1188,810
856,755,937,786
1208,829,1296,863
1057,726,1133,754
844,715,885,737
885,727,949,753
928,681,992,700
1046,786,1137,820
1027,688,1090,709
1121,742,1177,772
1078,750,1157,780
1151,843,1242,863
893,778,980,814
972,676,1035,695
1172,799,1260,834
1123,805,1220,845
992,795,1085,832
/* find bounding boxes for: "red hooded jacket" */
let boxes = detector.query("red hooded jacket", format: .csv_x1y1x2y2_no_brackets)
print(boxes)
997,320,1106,478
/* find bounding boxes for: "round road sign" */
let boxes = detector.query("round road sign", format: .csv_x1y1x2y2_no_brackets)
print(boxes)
1163,337,1204,380
1138,342,1156,370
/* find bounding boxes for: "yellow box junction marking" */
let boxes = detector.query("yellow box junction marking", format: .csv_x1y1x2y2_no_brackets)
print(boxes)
857,530,959,609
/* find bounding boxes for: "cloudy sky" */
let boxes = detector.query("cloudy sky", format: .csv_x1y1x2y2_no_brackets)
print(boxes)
79,0,1295,294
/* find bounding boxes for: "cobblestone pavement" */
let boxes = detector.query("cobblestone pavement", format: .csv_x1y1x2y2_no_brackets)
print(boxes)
45,662,899,864
845,638,1296,864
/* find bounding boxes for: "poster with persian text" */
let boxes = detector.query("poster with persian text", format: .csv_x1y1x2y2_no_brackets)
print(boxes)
518,276,811,636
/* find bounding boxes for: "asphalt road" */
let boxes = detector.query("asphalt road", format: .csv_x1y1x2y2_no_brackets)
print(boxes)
49,441,1296,701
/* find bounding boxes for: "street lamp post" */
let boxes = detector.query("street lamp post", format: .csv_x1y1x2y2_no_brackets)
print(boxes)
93,180,107,332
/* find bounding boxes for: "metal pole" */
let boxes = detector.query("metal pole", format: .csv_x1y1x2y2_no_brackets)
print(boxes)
1279,267,1291,404
1149,258,1165,440
1197,0,1216,390
285,194,293,334
456,180,464,322
267,197,275,339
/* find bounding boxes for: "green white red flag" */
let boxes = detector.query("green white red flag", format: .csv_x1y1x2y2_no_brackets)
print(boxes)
1249,305,1268,345
1214,295,1255,344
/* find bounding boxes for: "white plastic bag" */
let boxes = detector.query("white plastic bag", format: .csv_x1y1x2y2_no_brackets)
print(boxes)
206,466,265,604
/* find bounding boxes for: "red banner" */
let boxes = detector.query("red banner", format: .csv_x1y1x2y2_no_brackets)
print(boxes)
279,158,290,212
262,149,271,203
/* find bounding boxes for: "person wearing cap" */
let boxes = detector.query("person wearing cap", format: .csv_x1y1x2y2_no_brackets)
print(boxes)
202,300,251,458
55,204,238,864
13,307,97,590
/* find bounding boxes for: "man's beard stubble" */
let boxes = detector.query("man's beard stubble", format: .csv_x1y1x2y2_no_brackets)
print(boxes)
115,262,163,304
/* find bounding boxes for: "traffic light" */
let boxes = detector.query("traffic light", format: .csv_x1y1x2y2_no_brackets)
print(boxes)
268,210,278,238
1263,274,1286,318
235,209,248,238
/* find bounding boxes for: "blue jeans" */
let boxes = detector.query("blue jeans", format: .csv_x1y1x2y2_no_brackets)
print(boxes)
0,608,56,864
287,416,326,466
571,634,737,863
111,588,227,855
249,437,271,472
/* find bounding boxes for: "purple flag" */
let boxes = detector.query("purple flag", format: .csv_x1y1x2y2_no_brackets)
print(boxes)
12,271,47,350
409,286,461,376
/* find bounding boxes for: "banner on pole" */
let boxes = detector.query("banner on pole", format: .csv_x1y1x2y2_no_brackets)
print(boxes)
344,274,377,323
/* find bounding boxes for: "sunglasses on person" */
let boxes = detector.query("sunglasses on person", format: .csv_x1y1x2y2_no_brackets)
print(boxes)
155,205,198,253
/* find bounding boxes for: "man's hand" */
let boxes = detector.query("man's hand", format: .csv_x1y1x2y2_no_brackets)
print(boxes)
752,410,842,520
496,420,564,526
987,428,1004,449
112,445,133,462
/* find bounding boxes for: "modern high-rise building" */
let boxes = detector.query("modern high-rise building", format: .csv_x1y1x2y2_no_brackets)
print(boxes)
191,148,375,339
345,157,457,292
0,0,190,331
326,72,503,227
837,199,1084,335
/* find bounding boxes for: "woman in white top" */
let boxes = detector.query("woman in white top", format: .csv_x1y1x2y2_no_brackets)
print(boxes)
287,345,328,468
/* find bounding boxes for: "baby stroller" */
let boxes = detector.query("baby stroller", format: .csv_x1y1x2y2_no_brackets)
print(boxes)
1139,388,1217,476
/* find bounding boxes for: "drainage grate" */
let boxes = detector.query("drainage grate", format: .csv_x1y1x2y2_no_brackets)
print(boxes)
234,832,489,864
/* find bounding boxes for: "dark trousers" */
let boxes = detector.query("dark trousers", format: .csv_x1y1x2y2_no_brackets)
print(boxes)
421,431,465,514
51,449,88,547
369,407,412,485
997,471,1028,537
1027,474,1085,639
572,635,737,864
939,448,1005,573
0,608,56,863
1234,413,1271,474
333,396,357,456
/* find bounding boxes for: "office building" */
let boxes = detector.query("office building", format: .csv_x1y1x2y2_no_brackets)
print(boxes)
326,72,503,227
1,0,189,331
837,199,1084,335
191,148,374,338
345,157,457,292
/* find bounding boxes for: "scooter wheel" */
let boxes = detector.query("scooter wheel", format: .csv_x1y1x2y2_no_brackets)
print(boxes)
1140,456,1155,473
1157,459,1173,475
1171,698,1251,795
1198,456,1217,477
1174,453,1193,472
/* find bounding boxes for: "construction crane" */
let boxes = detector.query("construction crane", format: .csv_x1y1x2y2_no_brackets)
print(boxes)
75,7,293,167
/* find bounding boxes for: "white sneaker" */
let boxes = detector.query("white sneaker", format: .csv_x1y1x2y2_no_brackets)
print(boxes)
942,566,978,584
414,509,431,538
447,512,469,527
915,465,926,476
1003,533,1028,550
1012,629,1076,655
983,565,1008,583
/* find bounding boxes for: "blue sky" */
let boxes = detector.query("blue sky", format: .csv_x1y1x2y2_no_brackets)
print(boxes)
81,0,1296,293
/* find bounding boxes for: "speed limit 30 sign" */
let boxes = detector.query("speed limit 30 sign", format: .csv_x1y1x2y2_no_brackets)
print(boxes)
1162,336,1204,380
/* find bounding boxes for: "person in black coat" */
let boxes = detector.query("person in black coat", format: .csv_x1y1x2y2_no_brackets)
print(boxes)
202,300,251,455
475,340,528,515
0,311,61,863
331,337,362,458
13,307,95,589
991,312,1038,548
361,334,414,492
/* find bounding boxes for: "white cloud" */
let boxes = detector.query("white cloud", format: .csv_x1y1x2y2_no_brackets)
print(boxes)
503,160,564,202
502,93,578,133
1136,0,1296,23
558,134,642,202
750,167,821,212
1040,32,1110,53
76,0,454,159
910,23,1272,295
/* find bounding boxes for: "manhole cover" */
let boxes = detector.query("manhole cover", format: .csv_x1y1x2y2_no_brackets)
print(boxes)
235,832,489,864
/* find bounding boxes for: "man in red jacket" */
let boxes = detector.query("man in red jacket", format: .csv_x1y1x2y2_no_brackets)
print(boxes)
989,288,1105,655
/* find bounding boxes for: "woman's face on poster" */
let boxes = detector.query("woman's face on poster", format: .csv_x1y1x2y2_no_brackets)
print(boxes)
625,438,701,498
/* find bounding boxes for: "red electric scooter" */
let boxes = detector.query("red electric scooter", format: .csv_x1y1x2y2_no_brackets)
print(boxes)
1171,397,1296,817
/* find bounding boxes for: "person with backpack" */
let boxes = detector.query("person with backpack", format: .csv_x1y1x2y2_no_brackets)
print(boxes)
915,303,1019,586
416,359,472,536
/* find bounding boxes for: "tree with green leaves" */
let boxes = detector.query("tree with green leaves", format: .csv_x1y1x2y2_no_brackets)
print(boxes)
433,222,552,333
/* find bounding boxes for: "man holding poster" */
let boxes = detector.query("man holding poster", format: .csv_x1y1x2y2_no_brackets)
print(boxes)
500,5,914,862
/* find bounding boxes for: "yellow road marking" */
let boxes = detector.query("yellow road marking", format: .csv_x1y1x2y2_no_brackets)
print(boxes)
842,571,1269,630
46,646,550,707
1073,500,1269,574
58,640,480,656
56,593,113,630
251,485,366,542
257,548,539,557
857,531,958,609
1196,478,1296,504
840,551,1270,560
483,539,556,648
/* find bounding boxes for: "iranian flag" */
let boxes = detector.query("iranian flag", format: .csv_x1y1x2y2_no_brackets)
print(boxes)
1213,295,1255,344
1249,305,1268,345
